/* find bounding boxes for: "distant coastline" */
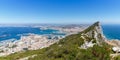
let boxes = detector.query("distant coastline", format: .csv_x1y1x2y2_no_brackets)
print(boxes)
0,24,120,41
0,27,64,41
0,24,88,56
0,24,120,56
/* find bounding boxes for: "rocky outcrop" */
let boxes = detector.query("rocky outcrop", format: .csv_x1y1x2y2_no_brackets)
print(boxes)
83,22,106,43
80,21,106,49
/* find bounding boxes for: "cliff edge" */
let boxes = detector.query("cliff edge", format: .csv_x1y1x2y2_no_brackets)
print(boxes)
80,21,106,49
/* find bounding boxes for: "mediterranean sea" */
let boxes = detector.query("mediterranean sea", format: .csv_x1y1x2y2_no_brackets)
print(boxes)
0,27,65,41
102,25,120,40
0,25,119,41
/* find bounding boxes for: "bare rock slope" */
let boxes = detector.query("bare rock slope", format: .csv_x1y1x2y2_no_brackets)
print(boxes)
80,21,107,49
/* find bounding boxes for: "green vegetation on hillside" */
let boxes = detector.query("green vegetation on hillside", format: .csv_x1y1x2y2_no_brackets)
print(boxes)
0,22,113,60
28,34,111,60
0,34,111,60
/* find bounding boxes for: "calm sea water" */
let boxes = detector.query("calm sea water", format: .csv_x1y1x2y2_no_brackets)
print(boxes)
0,25,119,41
0,27,65,41
102,25,120,40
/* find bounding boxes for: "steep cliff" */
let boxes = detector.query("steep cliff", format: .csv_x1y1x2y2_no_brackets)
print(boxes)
82,21,106,43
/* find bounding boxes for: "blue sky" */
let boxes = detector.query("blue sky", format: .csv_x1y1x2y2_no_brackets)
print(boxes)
0,0,120,24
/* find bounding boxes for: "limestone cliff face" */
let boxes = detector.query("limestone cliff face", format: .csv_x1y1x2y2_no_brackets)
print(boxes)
81,22,106,45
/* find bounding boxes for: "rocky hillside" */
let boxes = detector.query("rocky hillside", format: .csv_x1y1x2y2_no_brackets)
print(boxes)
0,22,114,60
80,21,107,49
82,22,106,43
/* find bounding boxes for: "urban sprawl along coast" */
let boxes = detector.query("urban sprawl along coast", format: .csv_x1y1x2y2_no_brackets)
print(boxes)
0,24,88,56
